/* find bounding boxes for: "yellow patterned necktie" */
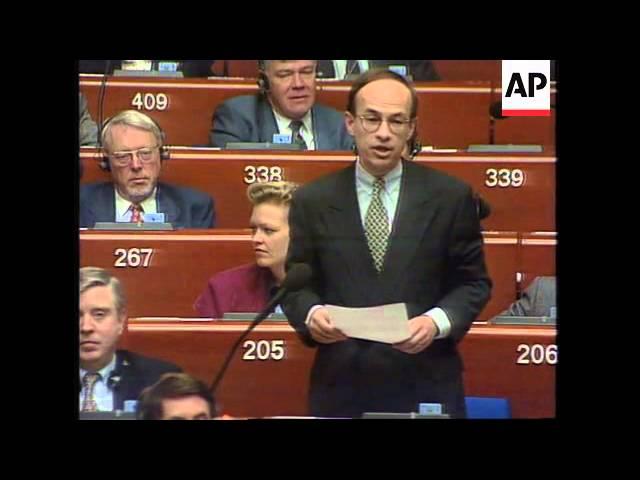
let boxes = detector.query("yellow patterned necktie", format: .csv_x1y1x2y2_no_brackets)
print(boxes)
365,177,389,273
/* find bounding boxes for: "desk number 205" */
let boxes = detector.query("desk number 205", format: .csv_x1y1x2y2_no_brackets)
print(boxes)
516,344,557,365
242,340,285,361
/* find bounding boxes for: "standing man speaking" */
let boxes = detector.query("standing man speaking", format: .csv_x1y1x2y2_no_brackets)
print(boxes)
282,69,491,418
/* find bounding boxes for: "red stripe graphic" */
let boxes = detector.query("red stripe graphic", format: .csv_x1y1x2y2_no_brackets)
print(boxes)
502,109,551,117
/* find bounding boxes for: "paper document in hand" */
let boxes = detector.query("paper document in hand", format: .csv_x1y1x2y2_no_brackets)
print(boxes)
326,303,411,344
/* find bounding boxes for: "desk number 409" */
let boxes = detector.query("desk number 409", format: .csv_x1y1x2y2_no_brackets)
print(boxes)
131,92,168,111
516,344,557,365
242,340,285,361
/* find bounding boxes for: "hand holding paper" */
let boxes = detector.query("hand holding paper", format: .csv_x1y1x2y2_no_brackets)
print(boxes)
325,303,411,344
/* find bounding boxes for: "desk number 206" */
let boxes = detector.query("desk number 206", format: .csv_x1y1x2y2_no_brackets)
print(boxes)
242,340,285,361
516,344,557,365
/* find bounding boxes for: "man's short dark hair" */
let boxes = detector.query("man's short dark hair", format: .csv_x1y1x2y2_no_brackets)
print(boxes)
346,68,418,119
136,373,216,420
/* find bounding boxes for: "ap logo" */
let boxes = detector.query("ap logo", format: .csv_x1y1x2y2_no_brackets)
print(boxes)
502,60,551,116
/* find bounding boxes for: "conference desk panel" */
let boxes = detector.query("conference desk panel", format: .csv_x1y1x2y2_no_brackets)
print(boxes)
79,230,255,318
79,230,519,321
80,149,556,232
121,320,556,418
79,75,492,149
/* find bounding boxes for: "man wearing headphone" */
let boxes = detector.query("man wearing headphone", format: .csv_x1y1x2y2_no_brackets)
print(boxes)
79,267,182,414
210,60,353,150
80,110,216,228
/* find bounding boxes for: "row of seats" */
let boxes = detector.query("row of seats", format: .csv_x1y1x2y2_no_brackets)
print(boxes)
80,148,556,233
211,60,507,81
79,75,556,149
121,318,556,418
79,229,555,320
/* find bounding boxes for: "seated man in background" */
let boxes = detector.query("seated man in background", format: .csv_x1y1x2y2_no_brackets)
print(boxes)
194,181,298,317
137,373,216,420
79,267,182,413
497,276,556,317
80,110,216,228
79,92,98,146
316,60,440,81
210,60,353,150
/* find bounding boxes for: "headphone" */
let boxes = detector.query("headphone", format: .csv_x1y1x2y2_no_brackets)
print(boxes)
98,114,170,171
256,60,270,94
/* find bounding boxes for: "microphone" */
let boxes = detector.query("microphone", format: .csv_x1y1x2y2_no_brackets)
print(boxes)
96,60,111,161
488,101,506,144
209,263,312,394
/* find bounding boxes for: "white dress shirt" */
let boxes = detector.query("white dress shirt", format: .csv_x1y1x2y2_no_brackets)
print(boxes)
79,354,117,412
272,108,316,150
115,187,158,222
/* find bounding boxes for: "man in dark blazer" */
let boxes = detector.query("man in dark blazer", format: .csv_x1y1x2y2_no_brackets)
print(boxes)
79,267,182,412
210,60,353,150
316,60,440,81
282,69,491,418
80,110,215,228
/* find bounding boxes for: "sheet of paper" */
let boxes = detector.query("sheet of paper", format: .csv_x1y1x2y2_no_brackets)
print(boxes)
326,303,411,344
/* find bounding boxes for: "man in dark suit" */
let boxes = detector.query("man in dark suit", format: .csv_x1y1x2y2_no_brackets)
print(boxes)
137,373,216,420
79,267,182,412
316,60,440,81
80,110,215,228
210,60,353,150
282,69,491,418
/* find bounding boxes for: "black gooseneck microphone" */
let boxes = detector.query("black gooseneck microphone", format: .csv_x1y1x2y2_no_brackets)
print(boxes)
97,60,111,141
209,263,312,394
488,101,506,144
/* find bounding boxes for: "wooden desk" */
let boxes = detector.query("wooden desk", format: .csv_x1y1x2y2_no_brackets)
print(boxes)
79,230,254,318
80,230,519,321
80,75,491,148
121,319,556,418
80,148,556,232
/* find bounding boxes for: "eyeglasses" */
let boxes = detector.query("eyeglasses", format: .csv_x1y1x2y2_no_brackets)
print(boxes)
357,115,413,134
108,146,160,167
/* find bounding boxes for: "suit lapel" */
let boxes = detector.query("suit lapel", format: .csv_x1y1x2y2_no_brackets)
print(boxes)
312,107,336,150
90,183,116,223
157,184,180,226
380,161,440,292
258,98,279,143
112,351,133,410
326,166,382,301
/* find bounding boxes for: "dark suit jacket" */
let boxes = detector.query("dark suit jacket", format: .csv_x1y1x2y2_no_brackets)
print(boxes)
111,350,182,410
209,94,354,150
316,60,440,81
194,263,275,318
282,160,491,417
500,276,556,317
79,181,215,229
